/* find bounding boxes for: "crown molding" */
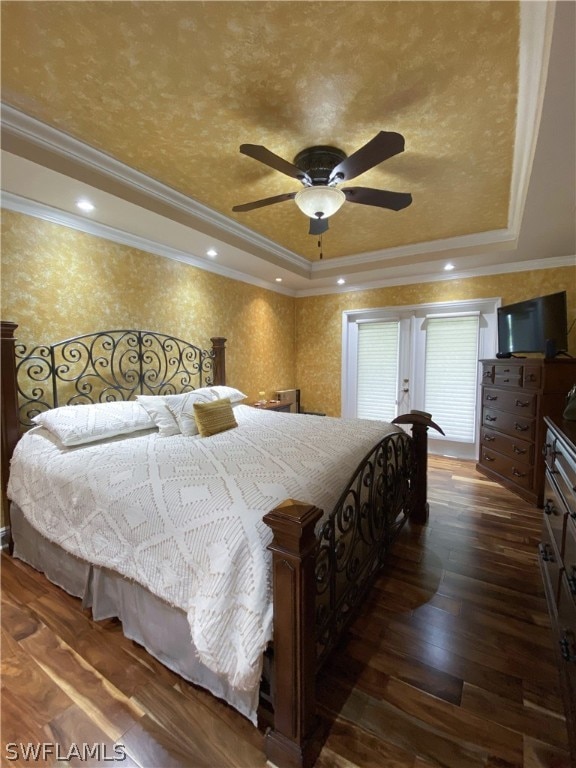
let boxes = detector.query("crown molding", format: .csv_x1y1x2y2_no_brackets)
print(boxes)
310,228,518,274
295,254,576,297
1,44,544,282
4,190,573,300
508,1,557,236
1,191,298,297
0,4,562,292
0,103,309,274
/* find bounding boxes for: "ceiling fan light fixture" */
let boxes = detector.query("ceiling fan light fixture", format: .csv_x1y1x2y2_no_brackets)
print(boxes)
294,186,345,220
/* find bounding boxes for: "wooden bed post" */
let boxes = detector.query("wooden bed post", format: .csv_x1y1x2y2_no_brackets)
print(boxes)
392,410,444,525
1,321,19,537
210,336,227,386
263,500,324,768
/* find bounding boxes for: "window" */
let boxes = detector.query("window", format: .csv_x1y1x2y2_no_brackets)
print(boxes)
357,321,399,422
423,315,479,442
342,298,499,460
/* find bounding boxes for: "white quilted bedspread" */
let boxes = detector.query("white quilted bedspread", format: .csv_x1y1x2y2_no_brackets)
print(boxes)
8,406,399,696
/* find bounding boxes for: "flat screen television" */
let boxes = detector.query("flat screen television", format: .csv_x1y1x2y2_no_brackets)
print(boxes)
497,291,568,357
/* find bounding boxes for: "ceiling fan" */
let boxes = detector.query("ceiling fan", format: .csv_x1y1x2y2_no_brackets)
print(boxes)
232,131,412,235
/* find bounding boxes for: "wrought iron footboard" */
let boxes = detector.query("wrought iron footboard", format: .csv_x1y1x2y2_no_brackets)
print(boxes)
315,429,413,666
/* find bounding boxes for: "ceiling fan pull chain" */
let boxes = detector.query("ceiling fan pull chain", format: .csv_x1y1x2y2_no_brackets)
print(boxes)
318,234,323,259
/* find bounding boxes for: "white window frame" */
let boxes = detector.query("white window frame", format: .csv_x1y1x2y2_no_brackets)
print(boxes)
342,298,501,460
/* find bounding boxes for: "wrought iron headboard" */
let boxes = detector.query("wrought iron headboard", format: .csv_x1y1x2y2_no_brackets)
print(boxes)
14,329,227,430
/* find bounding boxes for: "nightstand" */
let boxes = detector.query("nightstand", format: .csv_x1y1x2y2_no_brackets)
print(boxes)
250,401,292,413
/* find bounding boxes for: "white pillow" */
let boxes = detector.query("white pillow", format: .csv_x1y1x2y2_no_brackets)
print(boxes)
192,386,219,400
164,391,215,436
33,400,155,446
209,386,247,404
136,395,180,437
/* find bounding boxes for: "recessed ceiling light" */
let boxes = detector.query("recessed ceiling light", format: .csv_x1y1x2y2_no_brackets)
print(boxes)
76,198,94,212
206,248,218,258
444,263,455,271
275,277,283,283
337,278,346,285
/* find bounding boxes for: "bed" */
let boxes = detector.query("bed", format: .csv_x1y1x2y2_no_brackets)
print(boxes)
0,321,442,768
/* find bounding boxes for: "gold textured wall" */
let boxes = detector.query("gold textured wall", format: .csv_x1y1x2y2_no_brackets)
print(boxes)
295,268,576,415
1,210,295,403
2,208,574,530
3,209,574,419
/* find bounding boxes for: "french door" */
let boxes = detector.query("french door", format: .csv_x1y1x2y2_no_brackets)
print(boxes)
341,298,499,459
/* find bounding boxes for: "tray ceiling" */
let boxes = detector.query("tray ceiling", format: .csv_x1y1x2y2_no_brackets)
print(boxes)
1,1,519,266
3,1,574,295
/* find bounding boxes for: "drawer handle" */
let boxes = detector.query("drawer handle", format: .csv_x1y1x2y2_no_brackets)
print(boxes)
543,499,556,515
512,469,526,478
484,435,495,442
514,423,529,432
526,373,536,382
486,415,497,422
515,399,529,408
559,634,576,663
486,394,498,401
513,445,527,455
539,543,555,562
503,378,510,383
483,371,492,378
483,454,495,462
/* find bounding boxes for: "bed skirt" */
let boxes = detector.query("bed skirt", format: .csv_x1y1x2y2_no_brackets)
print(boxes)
10,504,260,724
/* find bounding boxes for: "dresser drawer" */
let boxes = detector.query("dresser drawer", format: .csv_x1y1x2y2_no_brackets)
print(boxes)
552,434,576,514
538,417,576,761
480,426,533,463
540,515,562,606
522,365,542,389
557,576,576,670
482,408,535,441
482,387,537,416
543,476,568,557
564,517,576,598
479,446,533,490
481,363,494,384
494,364,523,388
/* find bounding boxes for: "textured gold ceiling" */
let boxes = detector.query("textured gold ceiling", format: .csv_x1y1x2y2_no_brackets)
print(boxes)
1,1,519,262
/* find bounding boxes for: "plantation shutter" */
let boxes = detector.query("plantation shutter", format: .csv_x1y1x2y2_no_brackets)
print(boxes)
356,321,399,421
424,315,479,441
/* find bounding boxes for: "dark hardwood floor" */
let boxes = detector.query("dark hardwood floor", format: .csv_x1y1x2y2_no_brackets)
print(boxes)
1,457,571,767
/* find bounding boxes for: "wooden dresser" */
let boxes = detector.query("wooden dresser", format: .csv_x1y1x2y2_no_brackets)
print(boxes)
477,358,576,506
540,417,576,763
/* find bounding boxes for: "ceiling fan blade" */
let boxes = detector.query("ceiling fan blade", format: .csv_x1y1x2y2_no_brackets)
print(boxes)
343,187,412,211
309,217,329,236
329,132,405,183
232,192,296,212
239,144,312,184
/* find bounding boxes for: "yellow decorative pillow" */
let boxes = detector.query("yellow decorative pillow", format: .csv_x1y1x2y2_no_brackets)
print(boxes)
193,397,238,437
